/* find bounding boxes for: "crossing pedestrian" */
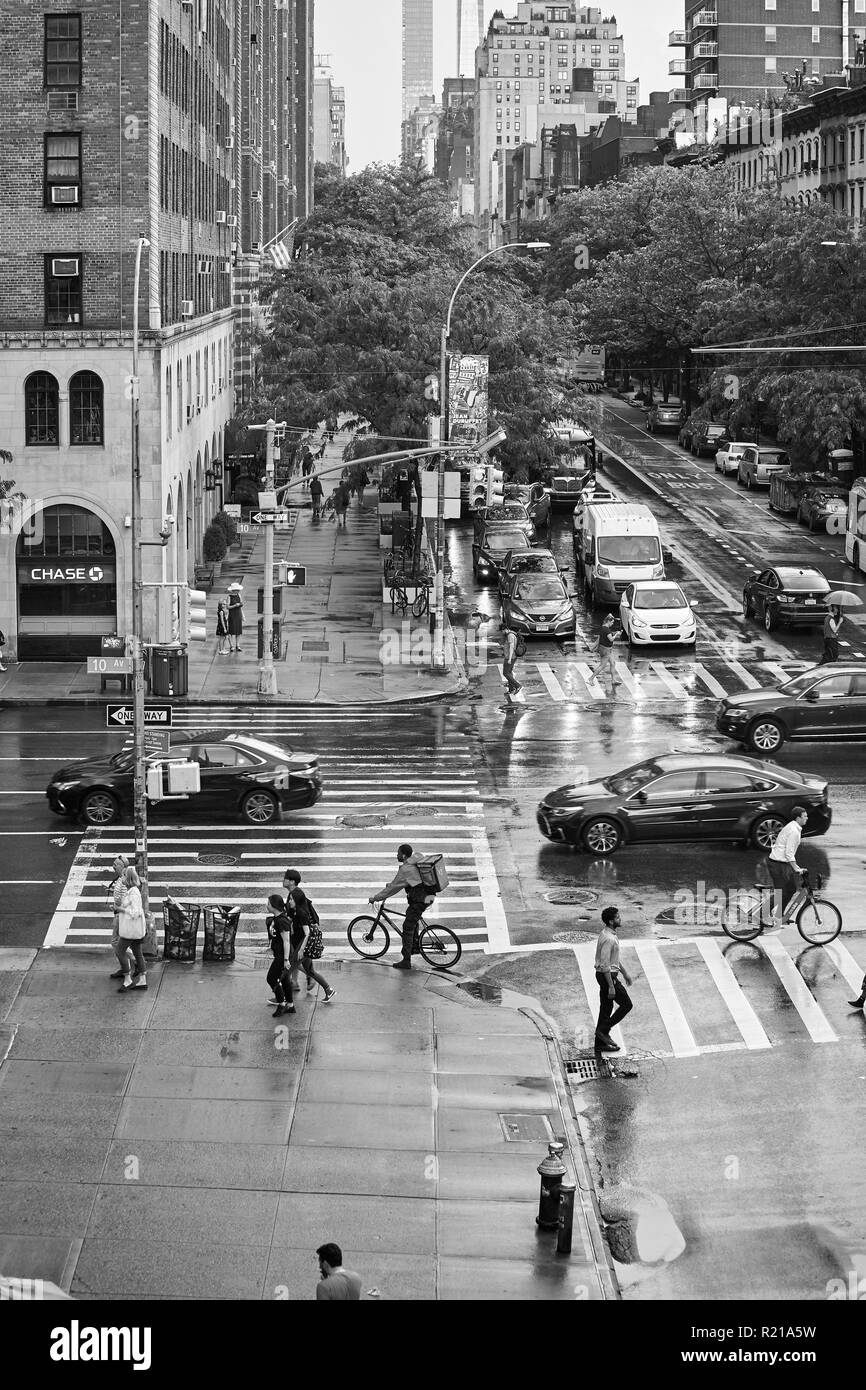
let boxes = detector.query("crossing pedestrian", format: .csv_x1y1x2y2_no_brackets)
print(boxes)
766,806,808,926
848,975,866,1010
594,906,633,1053
315,1243,362,1301
215,598,230,655
116,866,148,992
369,843,432,970
227,582,244,652
283,869,335,1001
107,854,130,980
594,614,625,690
819,606,843,664
309,474,324,520
282,867,310,992
500,621,525,698
265,894,295,1018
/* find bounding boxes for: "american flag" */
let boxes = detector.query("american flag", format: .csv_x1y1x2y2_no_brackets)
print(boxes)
267,237,293,270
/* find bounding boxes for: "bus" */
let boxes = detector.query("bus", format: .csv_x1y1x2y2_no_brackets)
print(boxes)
845,476,866,573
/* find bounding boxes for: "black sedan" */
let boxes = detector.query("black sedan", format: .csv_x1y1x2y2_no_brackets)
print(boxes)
742,566,830,631
716,664,866,753
691,423,730,458
537,753,831,856
46,730,323,827
472,527,532,583
500,571,576,639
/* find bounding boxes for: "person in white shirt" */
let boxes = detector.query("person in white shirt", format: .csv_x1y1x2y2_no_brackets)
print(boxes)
767,806,808,926
594,906,633,1053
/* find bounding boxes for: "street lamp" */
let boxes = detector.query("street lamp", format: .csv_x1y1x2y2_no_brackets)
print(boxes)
130,235,153,945
434,241,550,667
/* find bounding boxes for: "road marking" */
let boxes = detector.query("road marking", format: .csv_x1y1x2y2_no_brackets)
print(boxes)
692,664,728,699
44,831,102,948
760,935,837,1043
695,938,772,1050
536,663,568,702
0,879,57,885
574,663,606,700
574,944,626,1052
0,830,85,837
823,940,866,995
631,941,700,1057
613,662,642,699
472,826,510,953
649,662,689,701
722,657,762,690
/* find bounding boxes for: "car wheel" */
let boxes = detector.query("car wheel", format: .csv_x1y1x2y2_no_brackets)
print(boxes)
750,814,785,852
742,592,753,619
241,790,280,826
763,604,776,633
582,818,623,856
737,471,745,487
80,789,120,827
747,718,785,754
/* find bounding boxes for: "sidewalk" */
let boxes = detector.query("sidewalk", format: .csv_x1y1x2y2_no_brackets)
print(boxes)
0,428,465,707
0,945,616,1301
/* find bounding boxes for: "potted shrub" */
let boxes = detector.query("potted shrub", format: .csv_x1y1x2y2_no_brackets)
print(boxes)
212,509,239,547
203,521,228,573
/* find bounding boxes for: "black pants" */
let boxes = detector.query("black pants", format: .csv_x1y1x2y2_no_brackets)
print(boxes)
595,971,633,1038
820,638,839,665
267,957,293,1005
401,893,427,962
767,858,797,915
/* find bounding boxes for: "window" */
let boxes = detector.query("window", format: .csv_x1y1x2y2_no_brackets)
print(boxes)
765,25,776,40
640,772,700,801
701,771,755,796
496,135,502,145
497,108,502,117
24,372,59,446
809,674,853,699
860,126,865,160
610,44,620,53
165,367,172,439
591,44,601,53
19,504,114,559
627,99,636,108
812,25,820,42
765,56,777,72
610,58,619,67
44,133,81,206
496,121,502,131
44,13,81,86
765,0,776,8
176,362,183,432
591,57,601,67
857,0,866,12
812,0,820,9
69,371,103,445
496,80,502,89
44,253,82,325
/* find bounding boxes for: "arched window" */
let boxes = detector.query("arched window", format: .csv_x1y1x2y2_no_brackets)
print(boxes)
165,367,172,440
25,372,59,446
69,371,103,445
177,362,183,432
186,357,192,418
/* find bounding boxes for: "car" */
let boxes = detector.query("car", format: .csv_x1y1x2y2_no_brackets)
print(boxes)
742,566,831,632
716,664,866,754
474,502,535,544
691,423,730,458
645,402,683,434
797,487,849,532
472,527,532,583
677,416,699,449
714,440,752,476
536,753,831,856
498,547,562,596
501,570,576,639
619,580,697,646
504,481,551,532
737,445,790,489
46,730,323,828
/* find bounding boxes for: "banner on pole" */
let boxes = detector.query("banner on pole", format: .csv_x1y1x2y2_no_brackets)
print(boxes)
447,352,488,447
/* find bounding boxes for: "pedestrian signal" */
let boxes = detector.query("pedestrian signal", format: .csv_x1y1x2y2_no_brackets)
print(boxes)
471,465,489,511
170,588,180,643
184,587,208,642
487,465,505,506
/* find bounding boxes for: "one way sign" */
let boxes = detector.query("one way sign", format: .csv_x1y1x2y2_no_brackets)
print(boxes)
106,703,173,728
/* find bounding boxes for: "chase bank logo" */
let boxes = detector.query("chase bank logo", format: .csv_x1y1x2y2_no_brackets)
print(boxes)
88,565,104,582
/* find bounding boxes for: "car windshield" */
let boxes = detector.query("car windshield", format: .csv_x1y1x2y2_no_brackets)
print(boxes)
488,531,528,553
779,572,829,592
509,555,557,575
779,672,827,696
607,761,665,795
516,578,566,602
633,587,687,610
759,451,789,466
706,426,727,437
597,535,661,565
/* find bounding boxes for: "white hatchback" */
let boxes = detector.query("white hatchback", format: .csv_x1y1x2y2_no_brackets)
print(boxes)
619,581,697,646
715,441,752,475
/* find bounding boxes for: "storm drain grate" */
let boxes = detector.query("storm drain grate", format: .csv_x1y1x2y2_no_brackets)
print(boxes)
565,1058,602,1081
197,853,239,866
499,1114,556,1143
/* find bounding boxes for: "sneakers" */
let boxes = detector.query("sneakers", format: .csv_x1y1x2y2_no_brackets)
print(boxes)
323,989,336,1003
391,960,412,971
109,970,125,980
849,997,865,1009
131,978,147,990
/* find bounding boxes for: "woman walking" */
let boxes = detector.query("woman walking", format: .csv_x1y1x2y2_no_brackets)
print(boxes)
116,866,148,992
265,894,295,1018
283,868,335,1002
215,598,230,655
820,605,843,664
108,854,130,980
227,583,244,652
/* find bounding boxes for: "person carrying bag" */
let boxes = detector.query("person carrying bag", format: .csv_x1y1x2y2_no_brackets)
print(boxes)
116,867,148,992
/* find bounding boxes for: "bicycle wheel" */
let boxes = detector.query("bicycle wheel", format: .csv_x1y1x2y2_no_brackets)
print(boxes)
347,915,391,960
796,898,842,946
411,588,430,618
722,892,764,942
418,924,462,970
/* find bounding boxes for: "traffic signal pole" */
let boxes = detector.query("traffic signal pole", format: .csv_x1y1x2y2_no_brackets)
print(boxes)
130,237,153,944
258,419,278,697
434,323,449,669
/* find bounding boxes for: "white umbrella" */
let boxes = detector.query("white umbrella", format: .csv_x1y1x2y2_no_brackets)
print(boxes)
827,591,863,608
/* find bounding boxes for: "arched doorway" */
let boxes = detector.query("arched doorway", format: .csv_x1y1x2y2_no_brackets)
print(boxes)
16,503,118,660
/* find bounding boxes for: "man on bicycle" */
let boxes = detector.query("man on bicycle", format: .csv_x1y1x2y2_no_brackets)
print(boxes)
368,843,432,971
767,806,808,926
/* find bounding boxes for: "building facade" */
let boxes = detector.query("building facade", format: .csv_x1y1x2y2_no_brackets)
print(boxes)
314,65,347,173
402,0,435,119
402,94,443,169
437,77,478,218
457,0,485,76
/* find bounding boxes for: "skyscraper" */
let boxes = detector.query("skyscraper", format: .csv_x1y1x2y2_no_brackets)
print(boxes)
458,0,485,77
402,0,435,120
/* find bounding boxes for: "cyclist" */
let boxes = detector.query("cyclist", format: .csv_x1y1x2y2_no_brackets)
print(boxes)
368,843,433,971
766,806,809,927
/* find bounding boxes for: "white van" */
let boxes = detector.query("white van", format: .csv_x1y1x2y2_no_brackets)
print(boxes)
574,499,665,604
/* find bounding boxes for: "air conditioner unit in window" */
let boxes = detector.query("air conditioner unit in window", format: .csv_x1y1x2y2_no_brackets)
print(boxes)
227,215,237,228
51,186,79,204
51,257,79,277
197,261,211,275
224,135,234,149
215,209,227,223
47,90,78,112
181,299,194,316
196,395,203,410
221,260,231,274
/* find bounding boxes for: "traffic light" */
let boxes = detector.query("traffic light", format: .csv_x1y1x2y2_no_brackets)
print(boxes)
487,464,505,506
170,588,180,643
471,465,489,511
182,587,208,642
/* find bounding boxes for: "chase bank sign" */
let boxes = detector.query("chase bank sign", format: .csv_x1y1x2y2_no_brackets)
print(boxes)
26,565,107,583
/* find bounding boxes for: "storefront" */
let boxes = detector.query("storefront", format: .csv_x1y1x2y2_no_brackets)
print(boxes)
16,504,118,661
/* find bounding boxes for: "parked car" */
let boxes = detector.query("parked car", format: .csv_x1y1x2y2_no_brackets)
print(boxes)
742,566,831,632
797,486,849,531
498,548,562,597
472,527,532,583
677,416,699,449
46,730,323,828
474,502,535,544
645,402,683,434
691,423,731,458
714,441,752,476
501,571,576,639
619,580,697,646
737,445,790,489
717,664,866,753
536,753,831,856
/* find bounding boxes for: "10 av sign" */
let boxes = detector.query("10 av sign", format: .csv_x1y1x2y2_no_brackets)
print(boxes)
106,704,173,728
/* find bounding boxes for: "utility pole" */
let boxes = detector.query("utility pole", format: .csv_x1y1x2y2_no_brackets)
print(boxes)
435,324,449,669
130,236,153,943
258,418,279,697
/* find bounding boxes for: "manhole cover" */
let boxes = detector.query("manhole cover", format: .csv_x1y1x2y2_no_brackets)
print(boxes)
545,888,598,906
336,812,389,828
197,853,239,866
552,930,596,944
565,1058,602,1080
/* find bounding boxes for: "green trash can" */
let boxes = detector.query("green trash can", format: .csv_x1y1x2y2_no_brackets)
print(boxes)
149,645,188,697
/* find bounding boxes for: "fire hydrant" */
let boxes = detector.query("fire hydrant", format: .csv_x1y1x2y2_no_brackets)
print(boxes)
536,1140,567,1229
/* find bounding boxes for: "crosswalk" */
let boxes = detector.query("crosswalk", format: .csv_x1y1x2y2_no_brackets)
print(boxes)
566,934,866,1058
43,708,509,956
493,656,829,704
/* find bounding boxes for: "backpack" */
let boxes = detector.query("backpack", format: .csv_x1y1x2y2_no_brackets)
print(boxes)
514,634,527,658
417,854,449,895
305,895,320,927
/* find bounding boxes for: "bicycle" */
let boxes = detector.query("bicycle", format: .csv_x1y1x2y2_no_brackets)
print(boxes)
722,870,842,945
411,575,434,619
390,584,409,616
347,903,463,969
383,545,413,581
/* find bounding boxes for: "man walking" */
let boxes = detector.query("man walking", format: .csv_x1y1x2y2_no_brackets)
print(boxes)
595,614,624,690
309,473,324,520
766,806,808,926
315,1243,362,1301
369,843,431,970
500,621,524,699
594,906,633,1053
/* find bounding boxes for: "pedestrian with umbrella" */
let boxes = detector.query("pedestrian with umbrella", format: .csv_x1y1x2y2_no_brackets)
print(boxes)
821,590,862,663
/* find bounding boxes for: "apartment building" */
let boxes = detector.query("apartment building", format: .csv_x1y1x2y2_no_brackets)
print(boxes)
314,64,347,173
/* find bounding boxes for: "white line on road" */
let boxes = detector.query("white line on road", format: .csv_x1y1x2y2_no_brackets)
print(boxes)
694,938,772,1050
722,657,762,690
613,662,642,699
471,825,510,953
574,663,606,700
44,831,102,949
823,940,866,995
536,663,568,702
760,936,837,1043
692,664,728,699
649,662,690,701
631,941,700,1057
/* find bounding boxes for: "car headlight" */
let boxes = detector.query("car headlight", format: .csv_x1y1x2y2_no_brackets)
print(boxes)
509,602,529,619
632,616,650,629
50,780,80,792
548,805,581,817
595,565,610,578
652,565,665,579
555,604,574,620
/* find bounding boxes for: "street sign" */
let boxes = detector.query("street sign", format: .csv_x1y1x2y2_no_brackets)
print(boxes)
88,656,132,675
106,704,173,728
258,490,278,509
100,635,127,655
143,729,171,757
252,509,291,524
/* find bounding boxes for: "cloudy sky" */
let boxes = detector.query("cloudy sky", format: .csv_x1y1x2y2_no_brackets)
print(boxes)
314,0,683,170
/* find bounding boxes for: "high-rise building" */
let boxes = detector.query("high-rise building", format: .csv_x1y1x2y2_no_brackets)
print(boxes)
458,0,486,76
314,63,348,174
402,94,443,170
669,0,866,136
437,77,478,217
402,0,435,119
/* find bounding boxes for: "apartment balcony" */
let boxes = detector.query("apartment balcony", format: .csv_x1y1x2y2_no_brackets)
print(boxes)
669,59,689,76
690,10,718,29
669,29,689,46
669,88,691,105
693,71,719,90
693,41,718,60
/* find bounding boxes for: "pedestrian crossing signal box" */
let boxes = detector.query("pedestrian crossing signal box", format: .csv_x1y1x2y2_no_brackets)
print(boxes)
146,761,200,802
277,562,307,586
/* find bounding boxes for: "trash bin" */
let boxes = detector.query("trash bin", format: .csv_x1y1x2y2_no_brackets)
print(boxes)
149,645,188,697
203,905,241,962
162,899,201,962
257,619,281,659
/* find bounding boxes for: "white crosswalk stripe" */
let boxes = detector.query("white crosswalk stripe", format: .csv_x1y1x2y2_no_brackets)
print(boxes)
492,656,833,704
43,743,508,957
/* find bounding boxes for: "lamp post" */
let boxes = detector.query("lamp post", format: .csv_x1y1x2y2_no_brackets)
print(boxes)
130,235,152,939
434,241,550,667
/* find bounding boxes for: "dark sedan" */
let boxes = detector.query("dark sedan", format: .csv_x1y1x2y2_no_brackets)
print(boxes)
498,548,562,596
716,664,866,753
501,571,576,639
691,423,730,458
797,487,849,532
537,753,831,856
472,527,532,583
742,566,830,631
47,730,323,827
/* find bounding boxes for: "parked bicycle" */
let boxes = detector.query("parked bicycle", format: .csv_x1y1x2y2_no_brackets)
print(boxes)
722,869,842,945
347,903,462,969
411,575,434,619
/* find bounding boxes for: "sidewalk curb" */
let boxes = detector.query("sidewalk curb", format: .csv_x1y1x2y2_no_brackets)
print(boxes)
0,689,464,710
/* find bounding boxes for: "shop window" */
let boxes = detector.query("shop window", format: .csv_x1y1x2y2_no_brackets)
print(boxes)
25,372,59,446
69,370,103,445
18,504,115,558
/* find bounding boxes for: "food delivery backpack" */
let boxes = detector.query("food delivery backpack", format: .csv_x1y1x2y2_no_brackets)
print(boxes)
416,854,449,894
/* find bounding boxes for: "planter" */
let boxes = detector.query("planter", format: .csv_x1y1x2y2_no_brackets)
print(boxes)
378,500,401,516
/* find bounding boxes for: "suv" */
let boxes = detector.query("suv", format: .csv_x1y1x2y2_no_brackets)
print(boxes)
646,402,683,434
742,566,831,632
691,423,730,458
737,446,790,489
